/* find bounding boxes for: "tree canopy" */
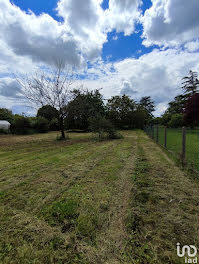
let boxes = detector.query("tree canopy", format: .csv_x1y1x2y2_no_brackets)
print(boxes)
184,93,199,126
65,89,105,130
0,108,13,123
37,105,59,122
182,70,199,96
139,96,155,116
106,95,136,129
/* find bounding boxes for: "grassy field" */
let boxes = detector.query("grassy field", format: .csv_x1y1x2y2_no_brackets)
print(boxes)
155,127,199,173
1,131,199,263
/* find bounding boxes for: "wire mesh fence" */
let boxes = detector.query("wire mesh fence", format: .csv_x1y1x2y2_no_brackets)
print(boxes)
144,126,199,175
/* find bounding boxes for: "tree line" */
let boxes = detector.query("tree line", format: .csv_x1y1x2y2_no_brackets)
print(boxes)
2,62,197,137
0,90,154,137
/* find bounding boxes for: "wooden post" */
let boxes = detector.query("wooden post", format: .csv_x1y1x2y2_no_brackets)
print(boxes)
182,127,186,165
164,126,167,148
156,125,159,143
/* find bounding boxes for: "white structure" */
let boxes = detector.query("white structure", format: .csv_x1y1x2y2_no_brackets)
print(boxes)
0,120,11,131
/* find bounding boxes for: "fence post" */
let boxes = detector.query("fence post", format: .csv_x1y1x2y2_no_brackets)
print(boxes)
156,125,159,143
182,127,186,165
164,126,167,148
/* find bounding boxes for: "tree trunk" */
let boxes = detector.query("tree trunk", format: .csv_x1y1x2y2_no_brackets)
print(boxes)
59,117,65,139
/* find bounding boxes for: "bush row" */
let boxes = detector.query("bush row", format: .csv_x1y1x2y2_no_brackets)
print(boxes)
9,116,59,135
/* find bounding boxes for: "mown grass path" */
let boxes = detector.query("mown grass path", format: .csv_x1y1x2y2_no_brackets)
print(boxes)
1,131,199,263
126,131,199,264
0,132,136,263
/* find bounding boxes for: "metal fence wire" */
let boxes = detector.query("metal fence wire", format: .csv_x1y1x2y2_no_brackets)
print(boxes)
144,126,199,175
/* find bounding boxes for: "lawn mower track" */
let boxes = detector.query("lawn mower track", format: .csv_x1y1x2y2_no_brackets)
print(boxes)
0,131,199,263
134,132,199,263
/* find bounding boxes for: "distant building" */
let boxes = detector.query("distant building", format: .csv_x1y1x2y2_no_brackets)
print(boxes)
0,120,11,131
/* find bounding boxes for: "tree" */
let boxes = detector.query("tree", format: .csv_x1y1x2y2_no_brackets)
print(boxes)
106,95,136,129
167,94,187,115
161,94,187,126
182,70,199,96
49,118,59,131
65,89,105,130
161,71,199,127
133,104,149,129
89,115,121,140
139,96,155,117
152,117,162,125
161,111,172,126
17,61,74,139
138,96,155,126
37,105,59,122
184,93,199,126
34,117,49,133
0,108,13,123
168,113,184,128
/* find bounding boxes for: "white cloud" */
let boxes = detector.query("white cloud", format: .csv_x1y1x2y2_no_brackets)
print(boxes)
0,0,142,69
184,40,199,52
2,48,199,116
56,0,142,59
0,78,22,98
1,0,199,118
154,102,168,117
105,0,142,36
120,80,137,96
80,48,199,116
56,0,107,60
112,35,118,41
0,0,84,67
142,0,199,47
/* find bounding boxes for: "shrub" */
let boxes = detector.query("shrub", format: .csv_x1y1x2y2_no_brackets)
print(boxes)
168,113,184,128
34,117,49,133
89,116,123,140
0,129,9,134
11,116,32,135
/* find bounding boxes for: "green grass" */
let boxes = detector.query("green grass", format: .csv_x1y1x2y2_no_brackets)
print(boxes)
125,131,199,264
155,127,199,173
1,130,199,263
0,131,135,263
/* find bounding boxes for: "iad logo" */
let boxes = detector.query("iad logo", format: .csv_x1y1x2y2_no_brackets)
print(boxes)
177,243,197,263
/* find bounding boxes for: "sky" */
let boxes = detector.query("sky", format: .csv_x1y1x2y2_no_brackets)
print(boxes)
0,0,199,116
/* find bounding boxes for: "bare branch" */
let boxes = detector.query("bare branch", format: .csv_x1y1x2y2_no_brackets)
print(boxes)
15,59,76,139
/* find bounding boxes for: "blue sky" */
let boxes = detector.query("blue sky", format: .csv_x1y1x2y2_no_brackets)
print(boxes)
12,0,59,17
1,0,199,116
12,0,153,62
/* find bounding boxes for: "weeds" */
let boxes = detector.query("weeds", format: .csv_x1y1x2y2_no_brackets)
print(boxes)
43,199,79,226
